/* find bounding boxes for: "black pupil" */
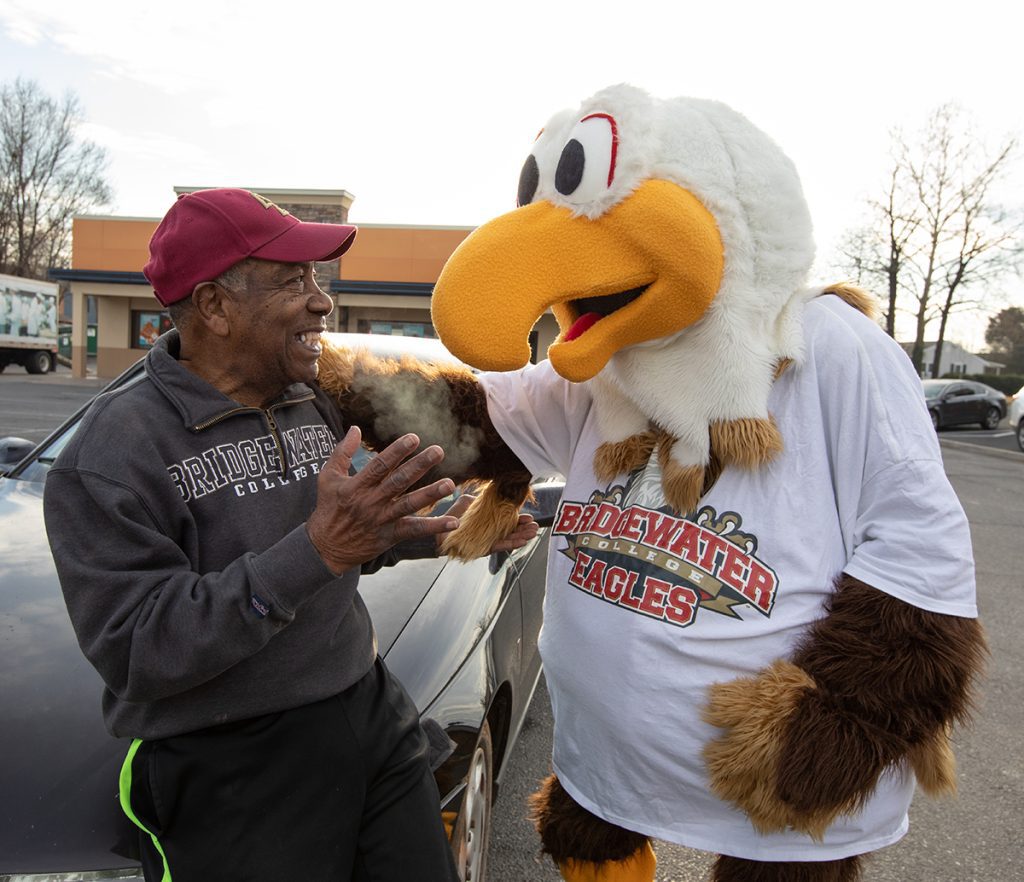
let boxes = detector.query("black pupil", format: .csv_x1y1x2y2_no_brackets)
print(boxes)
555,139,585,196
517,154,539,206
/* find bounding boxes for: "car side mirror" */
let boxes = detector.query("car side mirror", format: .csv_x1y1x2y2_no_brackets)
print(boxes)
0,436,34,472
523,478,565,528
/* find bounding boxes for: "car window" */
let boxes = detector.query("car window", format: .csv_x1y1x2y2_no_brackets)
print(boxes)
10,422,82,483
922,381,947,399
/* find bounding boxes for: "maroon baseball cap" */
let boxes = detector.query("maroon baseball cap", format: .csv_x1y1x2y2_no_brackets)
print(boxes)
143,188,357,306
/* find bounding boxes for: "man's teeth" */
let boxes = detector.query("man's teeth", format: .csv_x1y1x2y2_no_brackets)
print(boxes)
298,332,323,349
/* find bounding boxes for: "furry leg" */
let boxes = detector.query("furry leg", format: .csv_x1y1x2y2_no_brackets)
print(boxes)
712,854,863,882
558,843,656,882
529,774,653,881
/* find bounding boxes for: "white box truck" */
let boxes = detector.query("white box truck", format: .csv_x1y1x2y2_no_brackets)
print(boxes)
0,273,59,374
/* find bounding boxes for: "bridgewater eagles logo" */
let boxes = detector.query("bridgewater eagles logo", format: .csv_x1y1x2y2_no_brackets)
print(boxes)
553,464,778,629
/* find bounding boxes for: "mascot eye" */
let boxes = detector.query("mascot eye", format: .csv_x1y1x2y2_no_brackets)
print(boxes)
554,113,618,204
517,154,540,207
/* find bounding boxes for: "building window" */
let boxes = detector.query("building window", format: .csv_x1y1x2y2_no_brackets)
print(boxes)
59,292,98,324
357,319,436,338
132,310,173,349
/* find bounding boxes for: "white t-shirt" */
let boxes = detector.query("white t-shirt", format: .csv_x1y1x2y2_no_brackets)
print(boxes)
481,296,976,861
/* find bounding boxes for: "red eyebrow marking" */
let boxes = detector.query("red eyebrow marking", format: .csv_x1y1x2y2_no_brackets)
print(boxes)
581,112,619,186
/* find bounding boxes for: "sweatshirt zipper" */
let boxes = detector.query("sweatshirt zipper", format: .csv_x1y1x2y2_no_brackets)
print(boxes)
191,391,316,480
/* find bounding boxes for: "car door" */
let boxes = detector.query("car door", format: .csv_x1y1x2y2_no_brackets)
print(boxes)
959,382,992,424
942,383,975,426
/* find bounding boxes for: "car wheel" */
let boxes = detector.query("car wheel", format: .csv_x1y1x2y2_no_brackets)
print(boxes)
25,351,51,374
981,407,1001,430
1017,420,1024,453
930,409,940,430
452,720,493,882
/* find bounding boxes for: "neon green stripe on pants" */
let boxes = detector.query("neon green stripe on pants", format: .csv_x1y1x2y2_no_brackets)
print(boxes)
119,738,172,882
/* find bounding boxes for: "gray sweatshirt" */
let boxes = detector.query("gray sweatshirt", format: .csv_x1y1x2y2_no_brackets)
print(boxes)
44,333,431,740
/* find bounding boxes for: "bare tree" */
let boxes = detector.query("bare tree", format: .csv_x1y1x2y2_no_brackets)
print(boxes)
929,165,1021,378
836,104,1020,375
832,155,923,338
0,77,112,280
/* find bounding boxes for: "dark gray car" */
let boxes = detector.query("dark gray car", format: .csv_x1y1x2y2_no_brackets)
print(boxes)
0,334,560,882
922,379,1007,430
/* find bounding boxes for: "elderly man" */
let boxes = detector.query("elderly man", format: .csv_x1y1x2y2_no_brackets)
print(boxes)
43,188,535,882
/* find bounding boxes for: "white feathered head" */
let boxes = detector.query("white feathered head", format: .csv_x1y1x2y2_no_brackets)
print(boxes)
432,84,816,385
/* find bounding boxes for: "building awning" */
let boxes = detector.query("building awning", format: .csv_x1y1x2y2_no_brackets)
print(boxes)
49,269,150,285
330,280,433,297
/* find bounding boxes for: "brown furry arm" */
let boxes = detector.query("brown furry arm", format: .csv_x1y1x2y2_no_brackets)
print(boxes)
777,575,986,822
705,575,986,838
316,341,534,560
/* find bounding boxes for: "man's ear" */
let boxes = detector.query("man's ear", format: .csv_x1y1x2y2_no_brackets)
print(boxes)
192,282,231,337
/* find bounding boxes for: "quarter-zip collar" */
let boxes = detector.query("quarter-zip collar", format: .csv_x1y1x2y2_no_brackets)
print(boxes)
146,330,315,432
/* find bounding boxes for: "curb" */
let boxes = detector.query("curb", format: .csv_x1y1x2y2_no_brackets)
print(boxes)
939,437,1024,464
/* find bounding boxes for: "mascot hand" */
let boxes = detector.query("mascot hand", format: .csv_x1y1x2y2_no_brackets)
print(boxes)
703,659,852,838
704,575,986,839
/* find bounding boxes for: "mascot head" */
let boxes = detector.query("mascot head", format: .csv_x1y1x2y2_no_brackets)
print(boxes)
432,84,816,384
432,84,841,515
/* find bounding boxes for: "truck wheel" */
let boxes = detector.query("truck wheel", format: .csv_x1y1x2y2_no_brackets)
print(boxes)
25,351,52,374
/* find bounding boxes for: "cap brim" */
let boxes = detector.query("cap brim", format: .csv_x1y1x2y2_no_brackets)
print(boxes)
250,221,357,263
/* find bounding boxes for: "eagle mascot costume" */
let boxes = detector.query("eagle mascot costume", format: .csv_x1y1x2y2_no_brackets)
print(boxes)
317,85,986,882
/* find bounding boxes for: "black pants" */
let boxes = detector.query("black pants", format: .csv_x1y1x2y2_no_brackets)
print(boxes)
120,658,459,882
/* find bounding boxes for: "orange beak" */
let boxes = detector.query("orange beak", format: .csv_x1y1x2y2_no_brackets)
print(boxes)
431,179,725,382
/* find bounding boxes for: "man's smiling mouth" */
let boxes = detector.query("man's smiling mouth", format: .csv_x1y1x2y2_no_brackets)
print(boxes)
296,331,324,354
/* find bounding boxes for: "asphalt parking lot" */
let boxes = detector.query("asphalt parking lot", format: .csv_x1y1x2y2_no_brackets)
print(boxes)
0,361,106,445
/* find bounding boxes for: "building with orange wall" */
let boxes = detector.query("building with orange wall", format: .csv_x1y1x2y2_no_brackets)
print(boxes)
52,186,560,379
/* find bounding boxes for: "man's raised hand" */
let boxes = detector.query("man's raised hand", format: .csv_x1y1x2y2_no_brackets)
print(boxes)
306,426,459,574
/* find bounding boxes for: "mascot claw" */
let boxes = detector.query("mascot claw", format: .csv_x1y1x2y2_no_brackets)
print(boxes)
703,660,847,839
440,485,526,561
594,433,659,482
710,417,783,471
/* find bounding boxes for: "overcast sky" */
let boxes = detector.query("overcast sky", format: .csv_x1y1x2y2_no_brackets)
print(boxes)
1,0,1020,349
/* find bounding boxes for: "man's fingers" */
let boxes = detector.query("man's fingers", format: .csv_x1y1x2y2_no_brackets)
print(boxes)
362,433,420,480
355,438,445,496
382,445,445,494
393,513,460,543
322,426,362,477
489,518,540,552
444,493,477,519
392,479,455,517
